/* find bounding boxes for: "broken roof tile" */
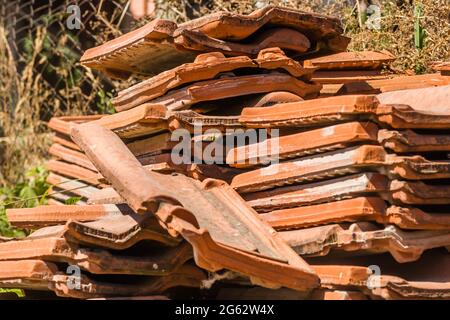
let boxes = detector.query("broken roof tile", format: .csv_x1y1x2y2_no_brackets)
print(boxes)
71,122,320,291
303,50,395,70
281,222,450,263
260,197,450,231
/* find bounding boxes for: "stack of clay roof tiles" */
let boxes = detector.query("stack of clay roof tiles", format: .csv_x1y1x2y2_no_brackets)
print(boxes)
2,6,450,300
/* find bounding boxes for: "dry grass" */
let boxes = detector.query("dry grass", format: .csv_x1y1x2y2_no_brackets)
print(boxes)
0,26,52,185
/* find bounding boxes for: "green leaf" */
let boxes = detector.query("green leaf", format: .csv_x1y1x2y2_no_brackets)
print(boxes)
64,196,82,205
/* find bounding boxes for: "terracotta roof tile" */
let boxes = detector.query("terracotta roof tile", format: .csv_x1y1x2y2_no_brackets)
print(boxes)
113,48,315,112
230,145,450,193
303,50,395,70
281,222,450,262
70,122,320,291
147,73,321,111
6,204,132,228
49,143,97,172
244,173,450,212
63,214,181,249
240,93,450,129
312,264,450,300
335,73,450,95
378,129,450,153
227,121,379,168
46,172,100,199
81,6,346,77
46,160,103,186
0,237,193,276
260,197,450,231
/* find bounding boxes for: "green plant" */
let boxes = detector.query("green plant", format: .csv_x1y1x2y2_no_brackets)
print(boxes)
0,288,25,298
96,89,116,114
414,4,426,49
0,166,50,237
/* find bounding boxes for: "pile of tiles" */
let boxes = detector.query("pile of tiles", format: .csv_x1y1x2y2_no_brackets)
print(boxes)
2,6,450,300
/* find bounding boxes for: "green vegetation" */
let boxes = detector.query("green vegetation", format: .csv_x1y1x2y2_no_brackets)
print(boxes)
0,166,50,237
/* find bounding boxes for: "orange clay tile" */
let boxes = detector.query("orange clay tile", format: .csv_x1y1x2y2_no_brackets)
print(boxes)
6,204,133,228
174,27,311,58
126,132,175,157
0,260,205,299
81,6,347,77
430,61,450,73
49,143,97,171
377,85,450,113
52,133,81,151
92,104,241,139
179,6,344,42
230,145,450,193
311,70,393,84
243,173,389,212
244,172,450,212
312,264,450,300
260,197,450,231
50,264,205,299
46,159,103,186
239,94,379,128
335,73,450,95
378,129,450,153
308,290,368,300
239,93,450,129
87,187,125,205
0,260,56,291
303,50,395,70
62,214,181,249
71,122,319,291
46,172,100,199
46,199,66,206
47,115,103,136
226,121,379,168
0,237,193,276
113,48,314,112
47,188,87,206
149,73,321,111
280,222,450,263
